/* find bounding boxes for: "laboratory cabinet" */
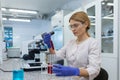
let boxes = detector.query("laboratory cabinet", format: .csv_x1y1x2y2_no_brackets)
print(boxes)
64,0,119,80
51,10,71,44
100,0,114,54
51,10,71,28
51,10,70,50
84,1,96,38
84,0,118,80
99,0,118,80
84,0,115,54
84,0,118,55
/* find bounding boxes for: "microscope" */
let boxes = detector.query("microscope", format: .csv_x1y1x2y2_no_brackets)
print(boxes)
21,31,54,71
21,40,47,71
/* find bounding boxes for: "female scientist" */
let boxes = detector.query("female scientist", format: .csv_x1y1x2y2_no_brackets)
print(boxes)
43,11,101,80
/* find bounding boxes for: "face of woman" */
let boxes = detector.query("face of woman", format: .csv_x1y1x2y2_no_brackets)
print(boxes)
69,20,88,37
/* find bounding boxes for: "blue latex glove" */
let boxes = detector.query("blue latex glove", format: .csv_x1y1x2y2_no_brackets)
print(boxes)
52,64,80,76
42,33,51,48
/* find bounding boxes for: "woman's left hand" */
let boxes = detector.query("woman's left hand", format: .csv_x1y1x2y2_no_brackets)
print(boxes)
52,64,80,76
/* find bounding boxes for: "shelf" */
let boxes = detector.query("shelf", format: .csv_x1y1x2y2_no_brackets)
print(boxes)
106,13,113,17
102,13,113,19
91,19,95,22
102,16,113,19
88,16,95,18
91,23,95,26
102,36,113,39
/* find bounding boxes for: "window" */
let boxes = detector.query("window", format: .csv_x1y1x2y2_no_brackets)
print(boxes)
4,27,13,48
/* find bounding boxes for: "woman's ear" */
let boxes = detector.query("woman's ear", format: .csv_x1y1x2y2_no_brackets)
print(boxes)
84,21,89,28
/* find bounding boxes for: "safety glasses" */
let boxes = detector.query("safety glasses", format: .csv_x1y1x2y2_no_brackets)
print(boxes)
69,23,83,30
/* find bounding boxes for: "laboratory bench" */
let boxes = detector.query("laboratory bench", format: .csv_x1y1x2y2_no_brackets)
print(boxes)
0,70,80,80
0,58,80,80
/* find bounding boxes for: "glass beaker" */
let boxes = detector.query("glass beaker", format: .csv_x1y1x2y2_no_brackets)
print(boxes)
13,69,24,80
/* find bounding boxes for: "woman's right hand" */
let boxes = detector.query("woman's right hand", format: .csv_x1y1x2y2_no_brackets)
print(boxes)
42,33,52,48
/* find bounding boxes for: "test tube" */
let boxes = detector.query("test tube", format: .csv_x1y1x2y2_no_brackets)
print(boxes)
49,54,59,80
47,54,53,74
47,63,52,74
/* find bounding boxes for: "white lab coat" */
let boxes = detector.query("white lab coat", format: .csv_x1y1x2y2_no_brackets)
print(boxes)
55,37,101,80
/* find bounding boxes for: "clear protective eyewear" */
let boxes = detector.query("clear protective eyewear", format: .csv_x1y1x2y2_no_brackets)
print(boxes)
69,23,83,30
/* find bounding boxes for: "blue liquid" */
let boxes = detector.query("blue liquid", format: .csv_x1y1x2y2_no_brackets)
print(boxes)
13,78,22,80
13,70,24,80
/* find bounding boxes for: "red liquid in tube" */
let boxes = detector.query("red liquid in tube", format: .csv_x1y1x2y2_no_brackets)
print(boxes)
47,63,52,74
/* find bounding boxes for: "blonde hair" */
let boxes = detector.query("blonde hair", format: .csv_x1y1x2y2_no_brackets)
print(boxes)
69,11,90,37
